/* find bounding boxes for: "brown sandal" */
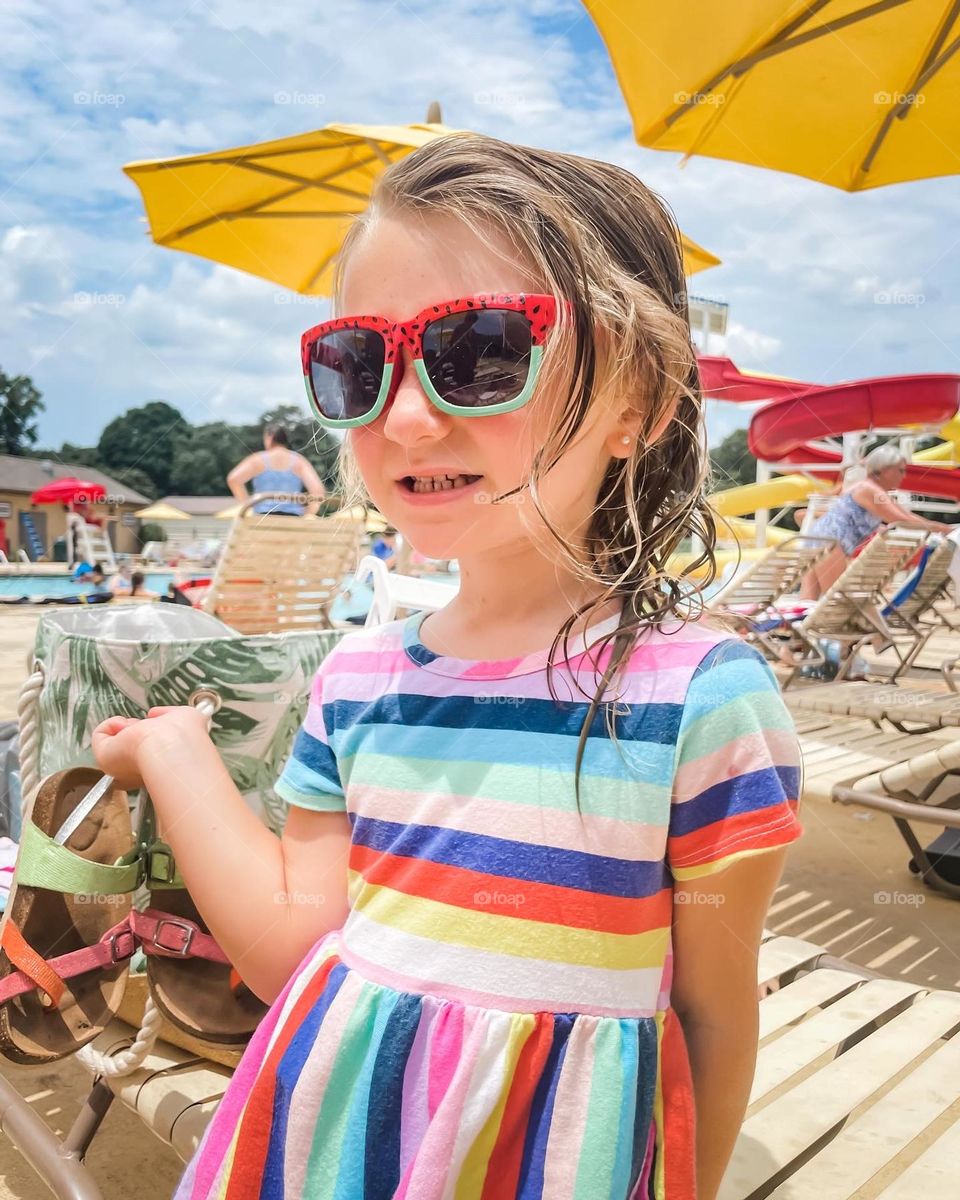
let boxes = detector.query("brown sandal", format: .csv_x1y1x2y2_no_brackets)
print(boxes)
0,768,139,1064
139,879,268,1044
134,819,267,1043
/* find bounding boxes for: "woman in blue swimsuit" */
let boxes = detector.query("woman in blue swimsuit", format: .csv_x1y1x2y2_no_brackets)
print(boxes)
802,444,951,598
227,424,326,516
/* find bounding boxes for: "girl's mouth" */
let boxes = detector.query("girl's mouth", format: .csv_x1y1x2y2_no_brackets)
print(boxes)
400,473,483,494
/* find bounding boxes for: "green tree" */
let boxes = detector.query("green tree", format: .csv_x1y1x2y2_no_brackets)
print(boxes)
57,443,102,470
709,428,756,490
0,368,45,454
98,402,189,496
169,421,254,495
107,466,157,501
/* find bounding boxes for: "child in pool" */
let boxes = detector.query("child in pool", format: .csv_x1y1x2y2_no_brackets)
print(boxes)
93,134,803,1200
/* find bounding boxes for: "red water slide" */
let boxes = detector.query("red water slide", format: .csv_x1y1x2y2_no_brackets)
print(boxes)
698,355,960,501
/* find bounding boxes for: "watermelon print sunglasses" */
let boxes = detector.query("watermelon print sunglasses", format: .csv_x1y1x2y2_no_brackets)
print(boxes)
300,293,562,428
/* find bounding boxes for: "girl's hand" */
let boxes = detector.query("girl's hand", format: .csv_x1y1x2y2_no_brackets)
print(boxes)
92,716,152,789
92,706,212,790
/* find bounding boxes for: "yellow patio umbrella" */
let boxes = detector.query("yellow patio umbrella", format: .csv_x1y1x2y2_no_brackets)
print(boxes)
133,501,190,520
214,502,244,521
123,113,719,292
584,0,960,191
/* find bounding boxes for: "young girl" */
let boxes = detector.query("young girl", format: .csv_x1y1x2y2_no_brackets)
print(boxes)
94,134,803,1200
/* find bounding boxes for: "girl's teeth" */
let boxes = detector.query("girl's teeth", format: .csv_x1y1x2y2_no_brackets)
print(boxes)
410,474,477,493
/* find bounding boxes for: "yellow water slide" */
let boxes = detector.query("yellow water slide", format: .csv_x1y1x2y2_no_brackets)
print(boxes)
913,418,960,465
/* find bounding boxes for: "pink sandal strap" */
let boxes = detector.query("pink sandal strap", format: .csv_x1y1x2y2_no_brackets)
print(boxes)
0,917,137,1007
132,908,231,965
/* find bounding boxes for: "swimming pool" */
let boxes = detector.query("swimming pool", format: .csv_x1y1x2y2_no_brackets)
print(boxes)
0,571,460,622
0,572,190,599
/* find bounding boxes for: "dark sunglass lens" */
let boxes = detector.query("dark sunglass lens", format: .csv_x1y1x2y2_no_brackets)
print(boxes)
422,309,533,408
309,329,385,421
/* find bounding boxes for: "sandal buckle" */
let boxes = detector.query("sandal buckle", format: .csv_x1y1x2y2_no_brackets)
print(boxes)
152,917,195,957
147,846,177,885
107,928,137,964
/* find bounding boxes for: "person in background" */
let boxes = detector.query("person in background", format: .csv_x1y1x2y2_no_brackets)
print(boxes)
72,560,105,585
801,444,952,599
129,571,157,599
227,424,326,516
370,526,398,571
108,564,133,595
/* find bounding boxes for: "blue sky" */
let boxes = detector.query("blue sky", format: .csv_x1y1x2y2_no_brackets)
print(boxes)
2,0,958,452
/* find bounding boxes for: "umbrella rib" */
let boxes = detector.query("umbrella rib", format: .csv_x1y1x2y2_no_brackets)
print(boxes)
857,0,960,181
155,149,394,243
662,0,909,130
238,160,373,202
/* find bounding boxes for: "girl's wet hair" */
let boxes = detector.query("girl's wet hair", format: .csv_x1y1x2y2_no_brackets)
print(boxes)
335,133,718,806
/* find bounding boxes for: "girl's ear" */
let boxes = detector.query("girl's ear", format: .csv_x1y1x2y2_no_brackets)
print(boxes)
608,394,679,458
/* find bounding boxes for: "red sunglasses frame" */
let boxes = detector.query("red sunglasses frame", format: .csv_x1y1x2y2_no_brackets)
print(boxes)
300,292,562,428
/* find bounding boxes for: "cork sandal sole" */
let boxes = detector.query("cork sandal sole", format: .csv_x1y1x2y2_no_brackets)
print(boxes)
0,768,135,1065
145,887,268,1045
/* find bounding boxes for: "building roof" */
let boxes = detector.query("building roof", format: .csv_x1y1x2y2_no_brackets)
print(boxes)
0,455,151,504
159,495,235,516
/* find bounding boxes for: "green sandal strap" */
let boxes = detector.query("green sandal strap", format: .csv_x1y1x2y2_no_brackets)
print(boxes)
15,821,144,895
144,841,186,890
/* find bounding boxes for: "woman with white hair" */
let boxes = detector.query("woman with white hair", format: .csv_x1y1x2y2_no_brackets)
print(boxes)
801,444,951,598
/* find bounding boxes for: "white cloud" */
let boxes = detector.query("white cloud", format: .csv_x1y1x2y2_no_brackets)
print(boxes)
721,321,783,364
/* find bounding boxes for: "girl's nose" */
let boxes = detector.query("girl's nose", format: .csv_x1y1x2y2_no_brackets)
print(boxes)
382,347,448,441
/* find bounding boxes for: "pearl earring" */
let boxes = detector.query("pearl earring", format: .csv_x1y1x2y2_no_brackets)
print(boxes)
620,435,631,446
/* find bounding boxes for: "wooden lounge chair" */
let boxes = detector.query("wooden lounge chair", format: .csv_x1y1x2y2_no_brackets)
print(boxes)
780,527,929,687
786,679,960,733
200,496,363,634
792,706,960,899
707,535,837,660
8,931,943,1200
876,535,960,675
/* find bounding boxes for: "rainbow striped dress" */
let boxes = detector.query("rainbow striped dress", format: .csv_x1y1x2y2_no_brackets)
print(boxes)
175,610,803,1200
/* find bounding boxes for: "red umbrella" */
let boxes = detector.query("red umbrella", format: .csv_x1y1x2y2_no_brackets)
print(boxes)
30,477,107,505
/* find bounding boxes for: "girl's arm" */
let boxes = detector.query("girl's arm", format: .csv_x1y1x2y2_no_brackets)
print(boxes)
226,455,258,504
93,708,352,1004
670,846,789,1200
851,481,951,532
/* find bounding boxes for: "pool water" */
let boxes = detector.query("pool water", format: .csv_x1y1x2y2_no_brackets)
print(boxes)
0,571,460,623
0,573,190,599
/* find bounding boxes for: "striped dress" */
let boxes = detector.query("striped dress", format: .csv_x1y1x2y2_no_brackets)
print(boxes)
175,610,803,1200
